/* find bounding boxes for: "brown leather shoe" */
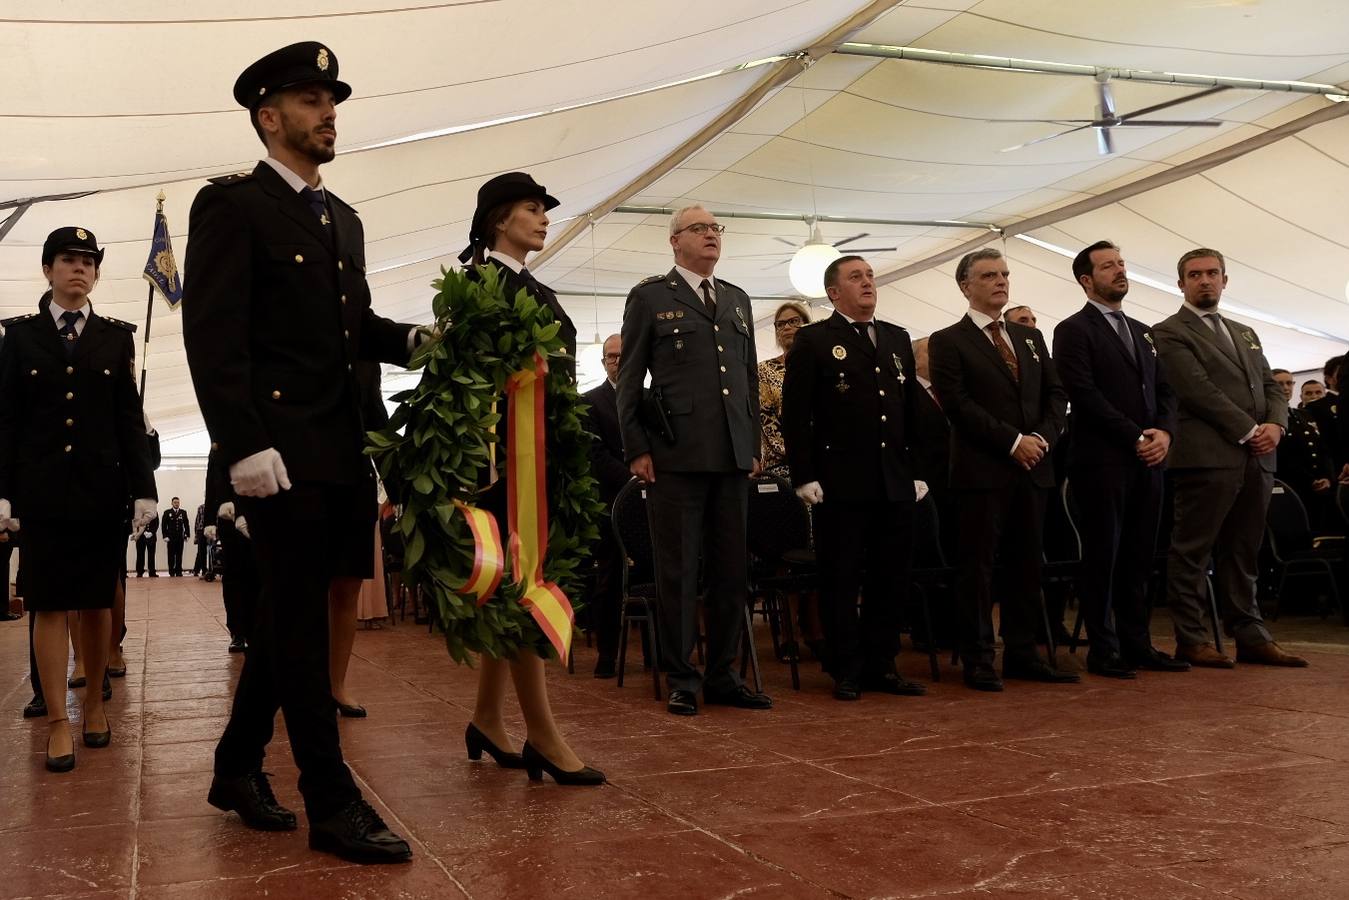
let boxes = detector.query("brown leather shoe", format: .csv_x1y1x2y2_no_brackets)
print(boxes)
1236,641,1310,668
1175,642,1235,669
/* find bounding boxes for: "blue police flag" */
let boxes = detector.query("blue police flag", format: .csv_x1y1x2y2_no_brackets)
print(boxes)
142,208,182,311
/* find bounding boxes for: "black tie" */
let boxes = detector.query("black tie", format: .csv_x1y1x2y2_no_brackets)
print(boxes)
852,320,875,346
58,310,83,359
300,186,328,225
699,279,716,317
1107,311,1136,361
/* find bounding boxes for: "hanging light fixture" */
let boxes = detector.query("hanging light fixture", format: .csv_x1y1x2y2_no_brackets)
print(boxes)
789,220,841,299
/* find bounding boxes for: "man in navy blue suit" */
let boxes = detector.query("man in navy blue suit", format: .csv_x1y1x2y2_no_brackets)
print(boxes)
1053,241,1188,678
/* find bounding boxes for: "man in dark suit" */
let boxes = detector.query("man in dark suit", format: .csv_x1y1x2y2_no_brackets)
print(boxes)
134,513,159,577
1273,369,1337,531
182,42,416,863
1054,241,1187,678
928,248,1073,692
1153,248,1306,668
782,256,927,700
160,497,191,577
583,334,629,677
616,204,770,716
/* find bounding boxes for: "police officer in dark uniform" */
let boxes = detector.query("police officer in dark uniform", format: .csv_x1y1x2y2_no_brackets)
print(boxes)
160,498,191,576
182,42,417,863
782,255,927,700
1273,369,1337,531
0,228,157,771
204,441,259,652
616,204,771,716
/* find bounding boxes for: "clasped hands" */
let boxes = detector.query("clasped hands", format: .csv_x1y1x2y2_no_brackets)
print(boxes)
1246,422,1283,456
1011,434,1049,471
1135,428,1171,467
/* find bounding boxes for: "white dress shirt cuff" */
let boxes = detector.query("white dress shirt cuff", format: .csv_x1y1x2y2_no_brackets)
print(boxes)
1238,425,1258,445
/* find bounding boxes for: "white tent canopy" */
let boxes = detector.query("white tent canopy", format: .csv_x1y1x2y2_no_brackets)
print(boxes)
4,1,1348,452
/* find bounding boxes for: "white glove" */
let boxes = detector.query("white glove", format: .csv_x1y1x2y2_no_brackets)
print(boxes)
203,525,218,541
914,480,929,502
134,498,157,530
795,481,824,505
217,501,236,522
235,516,251,539
229,448,292,498
0,499,9,523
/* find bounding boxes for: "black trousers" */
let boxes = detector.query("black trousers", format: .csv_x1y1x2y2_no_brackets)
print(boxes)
214,483,366,821
166,538,185,576
955,478,1049,670
1072,463,1162,659
135,537,156,575
219,521,260,642
590,516,623,663
191,540,207,574
646,471,749,695
815,499,914,682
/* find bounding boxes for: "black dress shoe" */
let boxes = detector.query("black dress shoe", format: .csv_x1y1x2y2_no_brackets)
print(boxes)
963,665,1004,692
464,722,526,769
107,665,127,678
861,672,928,696
592,658,616,679
703,685,773,710
521,742,606,786
23,697,47,719
336,702,367,718
1003,658,1081,684
833,679,861,701
309,799,412,864
208,772,298,831
667,689,698,716
1086,654,1137,680
1125,648,1191,672
67,675,86,689
227,636,246,653
1,611,22,621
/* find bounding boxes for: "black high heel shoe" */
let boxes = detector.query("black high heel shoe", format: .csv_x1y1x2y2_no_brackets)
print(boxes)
46,719,75,773
521,742,606,786
83,712,111,749
464,723,526,769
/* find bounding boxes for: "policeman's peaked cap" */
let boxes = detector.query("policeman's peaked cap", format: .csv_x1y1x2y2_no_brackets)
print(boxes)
233,41,352,109
42,226,104,268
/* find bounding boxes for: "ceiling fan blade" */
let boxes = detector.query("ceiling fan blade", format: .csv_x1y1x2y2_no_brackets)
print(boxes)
760,258,791,271
840,246,898,254
1112,119,1223,127
1096,126,1115,156
772,236,798,247
832,233,870,248
987,118,1096,125
1117,86,1228,122
1096,78,1117,122
1000,123,1090,152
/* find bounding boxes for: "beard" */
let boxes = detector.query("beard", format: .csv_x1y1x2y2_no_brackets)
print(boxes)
281,114,336,164
1093,276,1128,304
1191,293,1219,310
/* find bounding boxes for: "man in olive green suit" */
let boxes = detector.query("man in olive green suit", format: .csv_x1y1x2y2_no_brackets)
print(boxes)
1153,248,1307,668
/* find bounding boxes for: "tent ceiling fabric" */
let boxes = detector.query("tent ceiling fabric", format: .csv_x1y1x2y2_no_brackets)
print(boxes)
3,0,1348,445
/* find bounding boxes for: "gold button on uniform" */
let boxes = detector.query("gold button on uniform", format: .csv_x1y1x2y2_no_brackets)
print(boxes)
29,369,37,376
343,329,349,339
722,388,729,396
65,419,74,427
66,366,74,375
337,260,344,271
717,345,724,352
881,415,887,422
294,254,304,263
875,367,881,373
64,445,72,453
341,294,348,305
880,442,886,448
878,389,885,397
65,392,74,400
103,369,111,376
271,390,281,400
719,366,727,373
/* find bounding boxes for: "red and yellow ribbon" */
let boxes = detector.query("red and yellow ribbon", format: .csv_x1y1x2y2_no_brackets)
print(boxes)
505,352,574,661
452,499,504,604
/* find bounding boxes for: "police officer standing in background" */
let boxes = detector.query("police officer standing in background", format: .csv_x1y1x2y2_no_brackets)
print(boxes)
782,255,927,701
183,43,420,863
0,228,157,771
616,204,772,717
161,497,191,577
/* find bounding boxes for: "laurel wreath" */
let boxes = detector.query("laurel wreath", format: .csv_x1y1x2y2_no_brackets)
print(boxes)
366,264,602,664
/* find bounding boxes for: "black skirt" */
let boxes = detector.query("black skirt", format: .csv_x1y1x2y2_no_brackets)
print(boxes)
21,518,124,612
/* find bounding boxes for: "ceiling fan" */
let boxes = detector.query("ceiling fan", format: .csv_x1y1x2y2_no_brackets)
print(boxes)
762,220,897,270
1001,78,1227,156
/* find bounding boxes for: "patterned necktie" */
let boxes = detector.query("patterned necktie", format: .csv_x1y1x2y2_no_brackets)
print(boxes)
300,186,328,225
58,310,83,359
987,321,1019,381
1107,310,1136,361
852,320,875,347
699,279,716,317
1204,312,1237,355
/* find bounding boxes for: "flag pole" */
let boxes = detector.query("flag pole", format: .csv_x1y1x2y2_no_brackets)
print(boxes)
139,190,165,399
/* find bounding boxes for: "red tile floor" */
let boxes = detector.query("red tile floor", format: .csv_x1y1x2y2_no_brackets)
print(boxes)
3,577,1349,899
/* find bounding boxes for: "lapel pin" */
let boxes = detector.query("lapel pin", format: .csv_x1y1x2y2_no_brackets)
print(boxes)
832,345,847,360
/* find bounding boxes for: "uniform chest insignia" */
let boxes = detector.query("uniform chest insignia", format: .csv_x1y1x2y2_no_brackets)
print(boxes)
892,354,906,383
835,372,849,394
1024,338,1040,363
320,212,330,226
832,345,847,360
675,310,684,319
1142,332,1157,356
734,305,748,329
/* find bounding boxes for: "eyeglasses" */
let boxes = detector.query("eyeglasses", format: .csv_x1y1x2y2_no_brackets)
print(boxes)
603,353,622,362
674,222,726,236
774,317,805,330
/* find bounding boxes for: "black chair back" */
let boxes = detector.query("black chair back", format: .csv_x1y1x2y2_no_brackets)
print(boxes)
611,477,656,594
747,475,811,563
1267,479,1314,558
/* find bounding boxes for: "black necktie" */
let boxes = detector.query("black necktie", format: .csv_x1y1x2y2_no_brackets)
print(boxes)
699,279,716,317
58,310,83,359
300,186,328,225
1107,311,1136,361
852,320,875,346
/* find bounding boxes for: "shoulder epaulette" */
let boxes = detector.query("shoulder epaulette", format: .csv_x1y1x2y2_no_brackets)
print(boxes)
0,313,37,327
208,171,253,186
635,274,665,288
102,316,138,333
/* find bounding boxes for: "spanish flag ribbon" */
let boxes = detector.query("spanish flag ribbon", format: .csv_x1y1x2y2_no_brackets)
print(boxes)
505,351,574,661
452,499,505,605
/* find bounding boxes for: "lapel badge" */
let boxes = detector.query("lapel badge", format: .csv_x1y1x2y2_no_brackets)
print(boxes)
892,353,906,384
1240,329,1260,350
835,372,850,394
1024,337,1040,364
75,228,88,240
735,305,748,329
1142,332,1157,356
317,48,330,71
319,212,330,226
832,345,847,361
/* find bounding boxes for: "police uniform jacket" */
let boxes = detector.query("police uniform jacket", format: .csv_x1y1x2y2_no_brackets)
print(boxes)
1276,407,1334,494
616,269,759,473
0,301,156,520
466,259,577,383
182,161,414,485
781,312,918,502
162,506,191,541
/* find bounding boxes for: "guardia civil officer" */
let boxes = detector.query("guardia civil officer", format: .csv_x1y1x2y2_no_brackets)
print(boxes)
182,42,420,864
0,228,157,771
616,204,771,716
